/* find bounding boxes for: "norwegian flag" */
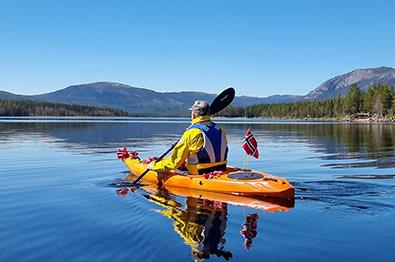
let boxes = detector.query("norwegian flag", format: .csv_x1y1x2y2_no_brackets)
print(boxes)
242,129,259,159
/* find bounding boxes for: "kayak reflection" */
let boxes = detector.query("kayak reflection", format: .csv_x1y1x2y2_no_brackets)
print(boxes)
116,176,294,261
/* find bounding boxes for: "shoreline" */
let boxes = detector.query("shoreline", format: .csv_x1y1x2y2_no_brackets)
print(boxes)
1,115,395,123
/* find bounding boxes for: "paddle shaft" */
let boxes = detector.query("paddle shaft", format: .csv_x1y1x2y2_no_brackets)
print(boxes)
132,141,178,185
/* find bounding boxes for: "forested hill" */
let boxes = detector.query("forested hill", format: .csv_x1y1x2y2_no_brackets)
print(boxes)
219,84,395,119
0,99,129,117
1,66,394,115
2,83,394,119
304,67,395,100
0,82,300,114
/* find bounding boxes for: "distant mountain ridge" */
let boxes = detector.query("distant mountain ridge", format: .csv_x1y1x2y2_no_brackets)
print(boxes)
304,66,395,100
0,82,300,114
0,90,22,100
1,66,394,114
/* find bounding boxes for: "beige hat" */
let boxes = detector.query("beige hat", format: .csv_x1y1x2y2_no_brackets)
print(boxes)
189,100,210,115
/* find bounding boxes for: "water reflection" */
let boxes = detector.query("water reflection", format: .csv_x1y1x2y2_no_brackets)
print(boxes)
145,188,232,261
248,123,395,169
113,178,293,261
2,120,395,169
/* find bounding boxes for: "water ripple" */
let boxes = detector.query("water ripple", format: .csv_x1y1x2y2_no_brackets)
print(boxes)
294,180,395,213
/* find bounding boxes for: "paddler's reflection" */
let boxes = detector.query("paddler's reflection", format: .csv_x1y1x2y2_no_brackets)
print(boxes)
143,188,233,261
115,180,293,259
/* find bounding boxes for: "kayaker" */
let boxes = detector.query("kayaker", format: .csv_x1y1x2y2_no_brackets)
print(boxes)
146,100,228,175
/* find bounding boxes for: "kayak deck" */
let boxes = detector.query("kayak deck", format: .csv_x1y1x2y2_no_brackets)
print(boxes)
123,158,295,199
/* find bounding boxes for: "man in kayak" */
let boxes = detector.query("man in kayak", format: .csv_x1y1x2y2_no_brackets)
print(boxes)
147,100,228,175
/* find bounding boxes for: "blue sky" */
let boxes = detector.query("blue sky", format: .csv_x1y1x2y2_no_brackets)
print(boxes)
1,0,394,96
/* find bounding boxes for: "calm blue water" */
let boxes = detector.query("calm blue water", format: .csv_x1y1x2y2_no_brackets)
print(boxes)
1,118,394,261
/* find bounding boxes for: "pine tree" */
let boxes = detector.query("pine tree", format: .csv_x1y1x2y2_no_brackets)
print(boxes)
363,86,375,114
344,83,361,115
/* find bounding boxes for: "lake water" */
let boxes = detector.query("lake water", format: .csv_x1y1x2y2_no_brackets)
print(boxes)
1,118,394,261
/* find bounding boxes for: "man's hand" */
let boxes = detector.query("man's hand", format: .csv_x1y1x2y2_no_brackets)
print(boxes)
142,156,158,164
146,161,154,170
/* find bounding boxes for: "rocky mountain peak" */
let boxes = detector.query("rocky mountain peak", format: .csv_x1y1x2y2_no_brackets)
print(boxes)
304,66,395,100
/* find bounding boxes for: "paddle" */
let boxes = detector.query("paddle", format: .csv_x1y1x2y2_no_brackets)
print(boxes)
131,87,235,185
209,87,235,115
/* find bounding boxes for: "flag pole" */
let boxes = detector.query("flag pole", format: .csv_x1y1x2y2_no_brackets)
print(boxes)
243,154,250,172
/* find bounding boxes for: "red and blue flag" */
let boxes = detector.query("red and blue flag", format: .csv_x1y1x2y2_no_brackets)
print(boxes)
242,129,259,159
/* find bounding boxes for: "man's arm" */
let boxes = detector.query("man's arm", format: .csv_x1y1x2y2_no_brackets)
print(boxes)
150,129,203,172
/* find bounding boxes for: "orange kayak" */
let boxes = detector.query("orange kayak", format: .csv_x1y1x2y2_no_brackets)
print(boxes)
122,158,295,199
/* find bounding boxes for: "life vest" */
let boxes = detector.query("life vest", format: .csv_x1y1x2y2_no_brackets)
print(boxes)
186,121,228,175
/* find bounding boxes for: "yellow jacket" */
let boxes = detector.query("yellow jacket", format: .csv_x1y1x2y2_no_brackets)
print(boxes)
152,115,226,174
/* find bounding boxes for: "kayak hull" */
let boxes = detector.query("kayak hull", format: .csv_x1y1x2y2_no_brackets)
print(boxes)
139,184,294,212
123,158,295,199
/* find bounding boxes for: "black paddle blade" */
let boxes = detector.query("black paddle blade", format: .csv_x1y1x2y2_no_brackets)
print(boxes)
210,87,235,115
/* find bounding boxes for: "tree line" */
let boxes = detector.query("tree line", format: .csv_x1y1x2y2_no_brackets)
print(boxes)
219,84,395,119
0,99,129,116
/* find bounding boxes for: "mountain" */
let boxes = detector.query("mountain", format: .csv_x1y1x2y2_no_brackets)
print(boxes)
0,90,25,100
33,82,182,114
1,66,394,114
0,82,301,114
304,66,395,100
249,94,302,104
